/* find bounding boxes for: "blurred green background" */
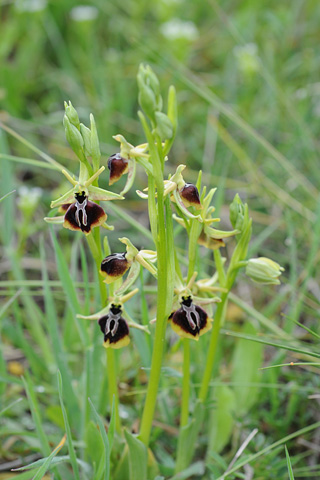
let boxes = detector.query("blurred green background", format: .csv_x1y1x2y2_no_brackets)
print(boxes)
1,0,320,478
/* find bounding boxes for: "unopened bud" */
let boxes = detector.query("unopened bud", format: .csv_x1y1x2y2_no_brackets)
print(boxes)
63,115,84,155
155,111,173,140
230,194,245,231
246,257,284,285
80,123,92,156
64,101,80,130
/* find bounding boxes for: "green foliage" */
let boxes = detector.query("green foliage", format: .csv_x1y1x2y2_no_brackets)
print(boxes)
1,2,320,479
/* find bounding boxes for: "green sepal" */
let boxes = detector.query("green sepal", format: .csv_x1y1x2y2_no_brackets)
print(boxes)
121,159,136,195
88,186,124,201
115,260,140,296
204,226,240,239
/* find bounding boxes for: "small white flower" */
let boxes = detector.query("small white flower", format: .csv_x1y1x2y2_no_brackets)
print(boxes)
15,0,47,12
160,19,198,41
70,6,98,22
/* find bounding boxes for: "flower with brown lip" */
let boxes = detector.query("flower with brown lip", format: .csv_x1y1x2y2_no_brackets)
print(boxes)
100,252,130,284
77,288,148,349
45,166,123,232
107,153,129,185
179,183,201,209
169,296,212,341
98,303,130,349
60,191,107,235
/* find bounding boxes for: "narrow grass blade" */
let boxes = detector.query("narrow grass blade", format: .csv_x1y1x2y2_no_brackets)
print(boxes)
31,434,66,480
22,373,51,457
57,371,80,480
285,446,295,480
0,398,22,417
50,228,88,346
40,238,80,426
0,153,61,170
0,121,64,170
0,188,15,203
217,422,320,479
0,288,23,319
88,398,110,480
222,329,320,359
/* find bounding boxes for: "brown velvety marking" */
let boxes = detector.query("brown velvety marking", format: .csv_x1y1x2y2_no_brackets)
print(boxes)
171,299,208,337
59,204,72,213
107,153,129,185
180,183,201,209
100,253,129,277
63,201,107,234
98,305,129,346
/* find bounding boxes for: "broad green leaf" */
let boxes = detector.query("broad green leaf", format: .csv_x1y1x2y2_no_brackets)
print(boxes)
230,322,263,415
208,385,236,454
124,429,148,480
175,401,204,472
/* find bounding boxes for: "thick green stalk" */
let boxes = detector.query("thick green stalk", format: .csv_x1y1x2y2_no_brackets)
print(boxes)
198,290,228,401
86,232,121,432
180,339,190,426
139,184,169,445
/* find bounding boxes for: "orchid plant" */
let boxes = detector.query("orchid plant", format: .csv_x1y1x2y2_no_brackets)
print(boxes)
45,64,283,478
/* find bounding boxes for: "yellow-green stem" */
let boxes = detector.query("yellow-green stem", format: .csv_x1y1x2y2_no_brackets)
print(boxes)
180,339,190,426
198,291,228,402
139,184,169,446
86,231,121,432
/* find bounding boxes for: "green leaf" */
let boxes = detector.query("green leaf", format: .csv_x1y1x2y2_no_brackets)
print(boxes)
31,435,66,480
50,228,89,347
208,385,236,454
57,371,80,480
170,461,205,480
175,401,204,472
88,398,110,480
285,446,295,480
124,429,148,480
22,373,51,457
230,322,263,415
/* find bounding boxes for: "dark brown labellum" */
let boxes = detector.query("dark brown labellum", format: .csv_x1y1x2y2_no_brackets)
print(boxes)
107,153,129,185
169,296,210,338
100,253,129,278
63,193,107,234
179,183,201,209
98,304,130,348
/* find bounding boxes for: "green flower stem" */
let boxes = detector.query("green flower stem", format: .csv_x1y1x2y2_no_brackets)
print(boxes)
180,339,190,426
139,183,169,446
198,290,228,402
86,231,121,433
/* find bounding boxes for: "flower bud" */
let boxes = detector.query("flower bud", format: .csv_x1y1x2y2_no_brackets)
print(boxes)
107,153,129,185
179,183,201,210
100,252,130,284
137,64,163,119
80,123,92,156
155,111,173,140
246,257,284,285
229,194,245,231
64,101,80,130
63,115,84,156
